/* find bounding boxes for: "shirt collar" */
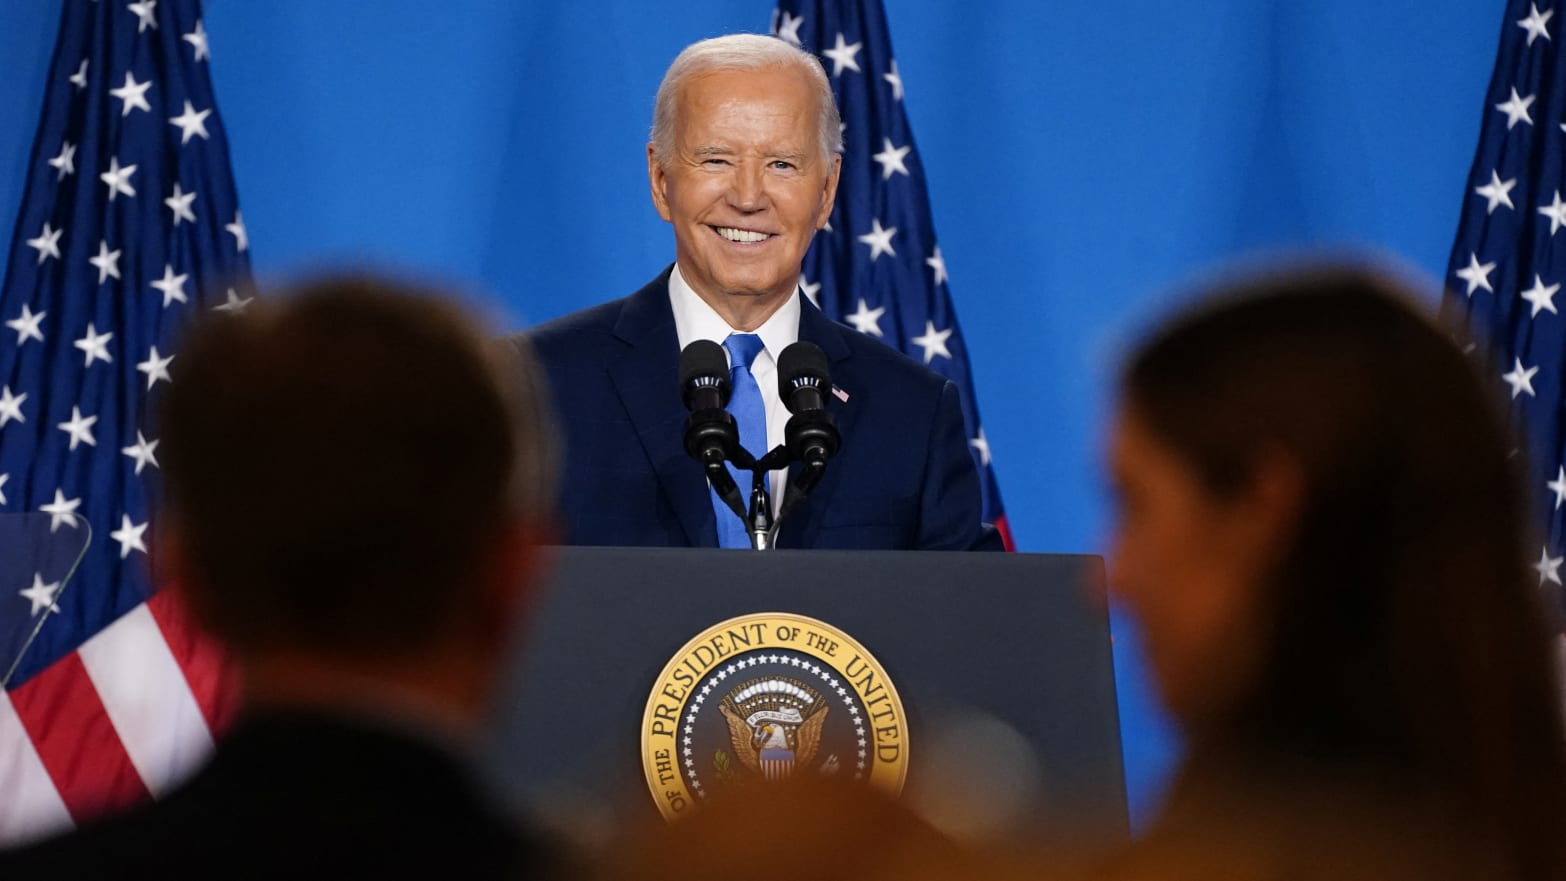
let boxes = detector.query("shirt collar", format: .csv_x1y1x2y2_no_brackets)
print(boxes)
668,264,801,371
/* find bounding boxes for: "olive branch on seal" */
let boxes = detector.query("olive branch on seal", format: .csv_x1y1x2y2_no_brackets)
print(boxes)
713,749,736,782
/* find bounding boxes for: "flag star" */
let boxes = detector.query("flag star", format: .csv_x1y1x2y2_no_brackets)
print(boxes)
1521,274,1560,317
57,406,98,450
0,473,7,505
970,428,992,467
0,386,26,427
109,71,153,116
137,346,174,390
100,156,137,201
926,245,949,286
775,10,804,46
89,239,122,284
1518,3,1554,45
822,33,862,76
1474,170,1516,213
872,138,912,180
1454,252,1495,296
75,323,113,367
150,264,189,307
20,574,62,617
69,58,89,90
911,320,953,363
1549,466,1566,510
48,141,76,180
845,299,885,337
225,211,248,252
26,222,63,264
41,490,82,532
168,100,211,145
799,276,821,306
1540,190,1566,234
884,60,904,101
857,218,897,261
1502,357,1539,399
122,431,161,475
6,305,45,345
110,515,149,559
214,288,254,313
127,0,158,32
1496,87,1536,129
164,182,197,225
1535,546,1564,586
183,19,210,61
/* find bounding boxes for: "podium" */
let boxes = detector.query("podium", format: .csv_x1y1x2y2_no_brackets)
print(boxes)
486,547,1127,845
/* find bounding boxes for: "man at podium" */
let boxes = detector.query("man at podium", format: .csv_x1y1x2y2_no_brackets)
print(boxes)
522,34,998,551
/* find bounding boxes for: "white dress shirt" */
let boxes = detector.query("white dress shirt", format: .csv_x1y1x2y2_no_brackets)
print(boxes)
668,264,798,515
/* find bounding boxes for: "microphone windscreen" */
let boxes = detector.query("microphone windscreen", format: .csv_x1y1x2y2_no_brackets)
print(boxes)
777,341,831,391
679,339,729,389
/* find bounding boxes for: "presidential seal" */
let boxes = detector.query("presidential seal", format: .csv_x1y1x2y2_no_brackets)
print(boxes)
641,612,909,820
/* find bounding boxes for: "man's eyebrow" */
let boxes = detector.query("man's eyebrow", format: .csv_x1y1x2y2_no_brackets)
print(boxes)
691,145,735,157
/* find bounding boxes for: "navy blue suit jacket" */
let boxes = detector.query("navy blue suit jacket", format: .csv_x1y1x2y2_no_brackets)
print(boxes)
521,268,1001,550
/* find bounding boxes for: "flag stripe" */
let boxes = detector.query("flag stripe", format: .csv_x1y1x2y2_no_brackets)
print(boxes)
8,650,151,823
146,586,235,735
78,603,213,798
0,693,74,845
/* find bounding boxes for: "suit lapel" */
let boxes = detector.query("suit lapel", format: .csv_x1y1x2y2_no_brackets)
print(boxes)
778,297,859,548
607,269,716,547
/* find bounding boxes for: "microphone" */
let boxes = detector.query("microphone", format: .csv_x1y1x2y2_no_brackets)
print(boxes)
680,340,729,411
680,340,748,525
777,342,840,465
679,340,738,464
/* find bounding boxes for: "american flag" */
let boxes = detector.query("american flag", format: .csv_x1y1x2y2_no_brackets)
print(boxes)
771,0,1013,550
1444,0,1566,635
0,0,246,844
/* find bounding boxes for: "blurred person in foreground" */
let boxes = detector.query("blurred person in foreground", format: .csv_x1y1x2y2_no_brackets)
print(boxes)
0,278,558,880
1100,266,1566,880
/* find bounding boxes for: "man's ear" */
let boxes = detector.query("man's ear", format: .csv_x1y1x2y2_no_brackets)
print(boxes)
648,143,673,223
816,154,841,230
1234,449,1306,580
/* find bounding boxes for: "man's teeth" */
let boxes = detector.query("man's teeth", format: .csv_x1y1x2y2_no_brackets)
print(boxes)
716,227,770,243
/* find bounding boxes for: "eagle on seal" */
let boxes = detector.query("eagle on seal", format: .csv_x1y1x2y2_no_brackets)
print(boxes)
718,678,830,781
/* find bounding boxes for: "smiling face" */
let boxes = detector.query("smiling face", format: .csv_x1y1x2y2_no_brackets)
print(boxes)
648,64,840,328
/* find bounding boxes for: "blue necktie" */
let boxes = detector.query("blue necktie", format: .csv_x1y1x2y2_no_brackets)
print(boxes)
713,333,766,548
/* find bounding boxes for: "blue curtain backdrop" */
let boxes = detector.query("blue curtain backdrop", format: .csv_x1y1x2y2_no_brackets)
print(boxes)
0,0,1501,825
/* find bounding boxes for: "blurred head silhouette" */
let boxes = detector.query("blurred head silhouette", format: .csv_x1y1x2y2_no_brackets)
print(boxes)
1108,265,1565,878
159,275,556,729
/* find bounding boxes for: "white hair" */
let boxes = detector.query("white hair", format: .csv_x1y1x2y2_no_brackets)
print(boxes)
649,33,843,166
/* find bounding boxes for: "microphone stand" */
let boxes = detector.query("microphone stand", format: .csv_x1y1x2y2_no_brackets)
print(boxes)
737,446,819,550
747,469,775,550
686,419,793,550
